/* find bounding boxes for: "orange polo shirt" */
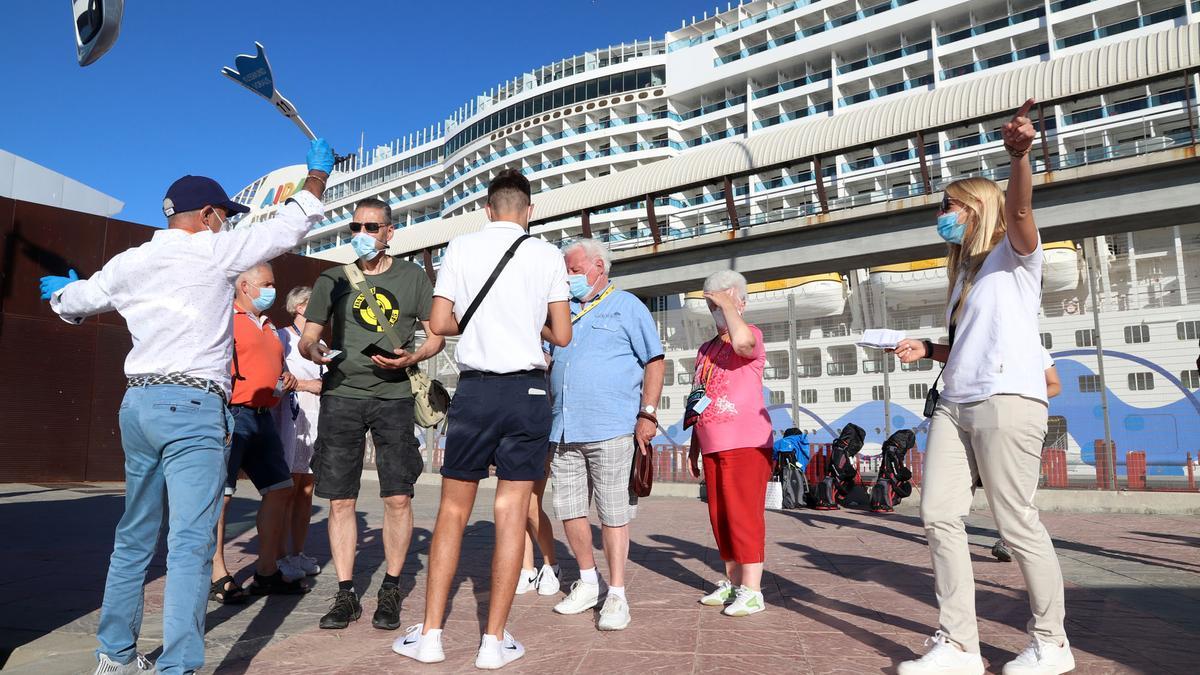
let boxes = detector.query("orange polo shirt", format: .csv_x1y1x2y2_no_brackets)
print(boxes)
230,304,285,408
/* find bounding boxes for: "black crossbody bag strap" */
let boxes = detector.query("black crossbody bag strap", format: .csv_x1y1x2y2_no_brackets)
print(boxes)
457,234,531,333
924,293,963,417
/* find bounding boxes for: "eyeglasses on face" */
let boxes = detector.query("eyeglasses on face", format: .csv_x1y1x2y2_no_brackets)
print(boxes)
349,222,389,233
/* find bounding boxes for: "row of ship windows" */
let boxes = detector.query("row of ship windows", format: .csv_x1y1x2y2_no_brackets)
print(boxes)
1070,321,1199,347
670,0,1109,53
1080,371,1199,392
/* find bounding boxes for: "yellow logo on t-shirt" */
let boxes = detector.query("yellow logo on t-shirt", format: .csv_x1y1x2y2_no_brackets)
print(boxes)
352,287,400,332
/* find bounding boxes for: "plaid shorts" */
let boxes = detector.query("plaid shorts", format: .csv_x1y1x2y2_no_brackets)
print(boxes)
551,435,638,527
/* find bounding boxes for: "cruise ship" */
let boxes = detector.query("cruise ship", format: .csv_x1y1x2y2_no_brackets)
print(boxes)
236,0,1200,485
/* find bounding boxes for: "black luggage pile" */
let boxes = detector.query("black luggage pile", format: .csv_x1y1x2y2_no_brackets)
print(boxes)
812,423,865,510
869,429,916,513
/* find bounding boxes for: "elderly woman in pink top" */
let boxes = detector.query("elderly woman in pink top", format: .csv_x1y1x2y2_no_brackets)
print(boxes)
686,270,774,617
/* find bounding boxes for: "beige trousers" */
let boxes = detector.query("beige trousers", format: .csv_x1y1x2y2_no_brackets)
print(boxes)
920,394,1067,654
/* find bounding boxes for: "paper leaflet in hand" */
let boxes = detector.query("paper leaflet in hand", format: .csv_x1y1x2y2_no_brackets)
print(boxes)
856,329,906,350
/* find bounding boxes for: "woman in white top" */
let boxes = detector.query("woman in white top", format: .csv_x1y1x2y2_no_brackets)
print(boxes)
893,101,1074,675
275,286,325,581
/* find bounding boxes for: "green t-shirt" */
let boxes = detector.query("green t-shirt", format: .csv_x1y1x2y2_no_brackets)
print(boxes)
305,257,433,399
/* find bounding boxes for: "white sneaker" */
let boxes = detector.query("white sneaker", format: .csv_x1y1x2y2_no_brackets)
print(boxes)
554,580,603,614
292,552,321,576
699,579,735,606
722,585,766,617
898,631,985,675
392,623,446,663
514,568,539,595
277,557,306,583
597,594,631,630
475,631,525,670
93,653,153,675
1003,636,1075,674
536,564,561,596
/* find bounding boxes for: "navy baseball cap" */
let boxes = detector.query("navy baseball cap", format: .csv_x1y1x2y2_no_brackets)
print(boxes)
162,175,250,217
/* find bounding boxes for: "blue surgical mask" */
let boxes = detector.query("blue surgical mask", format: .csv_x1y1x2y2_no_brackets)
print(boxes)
568,274,593,301
351,233,381,260
937,212,965,245
252,286,276,312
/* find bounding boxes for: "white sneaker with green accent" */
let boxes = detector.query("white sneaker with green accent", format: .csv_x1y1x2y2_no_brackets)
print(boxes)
554,579,604,614
597,594,631,630
699,579,735,606
897,631,985,675
92,653,153,675
1002,637,1075,674
722,585,766,616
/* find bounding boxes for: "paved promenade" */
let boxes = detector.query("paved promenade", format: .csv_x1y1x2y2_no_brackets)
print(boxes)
1,481,1197,674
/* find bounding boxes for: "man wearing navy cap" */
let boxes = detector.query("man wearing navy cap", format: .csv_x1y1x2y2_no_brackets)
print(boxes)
39,140,334,675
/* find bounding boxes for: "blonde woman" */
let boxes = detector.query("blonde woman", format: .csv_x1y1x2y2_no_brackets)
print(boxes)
893,101,1074,675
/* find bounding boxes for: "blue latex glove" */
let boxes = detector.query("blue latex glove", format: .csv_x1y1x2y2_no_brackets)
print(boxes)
39,269,79,301
307,138,334,173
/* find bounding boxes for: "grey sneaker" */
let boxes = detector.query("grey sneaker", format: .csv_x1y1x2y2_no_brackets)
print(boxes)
93,653,153,675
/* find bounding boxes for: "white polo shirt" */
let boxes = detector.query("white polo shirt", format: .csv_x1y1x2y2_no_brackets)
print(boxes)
434,221,569,373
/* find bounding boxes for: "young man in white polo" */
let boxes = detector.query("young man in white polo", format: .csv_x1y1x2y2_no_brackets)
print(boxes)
393,169,571,670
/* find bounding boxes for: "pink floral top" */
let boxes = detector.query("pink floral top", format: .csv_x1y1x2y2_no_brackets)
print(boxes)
693,325,773,454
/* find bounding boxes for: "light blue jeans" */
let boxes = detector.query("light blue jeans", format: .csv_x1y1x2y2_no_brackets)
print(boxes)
96,385,232,674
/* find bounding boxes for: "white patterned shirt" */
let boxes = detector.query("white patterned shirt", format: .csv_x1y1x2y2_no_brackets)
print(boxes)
49,191,324,394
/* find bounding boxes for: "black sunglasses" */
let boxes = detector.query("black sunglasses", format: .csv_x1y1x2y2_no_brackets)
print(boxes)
349,222,389,233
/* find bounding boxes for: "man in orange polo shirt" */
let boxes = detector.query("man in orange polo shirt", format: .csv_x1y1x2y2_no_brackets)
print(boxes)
210,262,308,602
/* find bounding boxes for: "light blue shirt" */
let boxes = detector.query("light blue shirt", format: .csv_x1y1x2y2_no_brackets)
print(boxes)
547,285,664,444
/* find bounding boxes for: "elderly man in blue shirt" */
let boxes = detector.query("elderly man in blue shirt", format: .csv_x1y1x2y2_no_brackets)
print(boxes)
546,238,665,631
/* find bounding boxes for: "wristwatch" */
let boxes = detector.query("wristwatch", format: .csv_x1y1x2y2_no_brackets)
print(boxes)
641,404,657,416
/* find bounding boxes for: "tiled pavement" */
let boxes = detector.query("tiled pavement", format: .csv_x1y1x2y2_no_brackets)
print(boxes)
1,481,1198,674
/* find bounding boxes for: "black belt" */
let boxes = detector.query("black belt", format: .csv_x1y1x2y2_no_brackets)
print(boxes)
459,369,544,380
231,404,272,414
127,373,227,406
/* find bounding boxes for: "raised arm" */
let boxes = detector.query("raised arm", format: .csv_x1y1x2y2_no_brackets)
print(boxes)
46,261,118,324
211,139,333,276
1003,99,1039,256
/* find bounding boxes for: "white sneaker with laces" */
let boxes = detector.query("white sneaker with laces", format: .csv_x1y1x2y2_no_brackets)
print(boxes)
722,585,766,617
514,568,539,595
597,594,631,630
277,557,306,583
475,631,525,670
292,552,321,576
1003,637,1075,674
897,631,985,675
392,623,445,663
553,579,604,614
536,564,561,596
699,579,735,606
93,653,153,675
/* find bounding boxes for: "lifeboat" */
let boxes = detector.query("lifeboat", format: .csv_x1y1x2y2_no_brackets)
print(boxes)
1043,240,1082,294
684,273,846,321
869,258,948,308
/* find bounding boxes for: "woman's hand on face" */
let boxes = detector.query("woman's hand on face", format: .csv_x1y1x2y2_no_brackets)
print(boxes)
891,338,927,364
703,290,737,310
687,446,701,479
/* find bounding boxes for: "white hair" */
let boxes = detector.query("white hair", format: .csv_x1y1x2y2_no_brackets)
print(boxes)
703,269,748,301
563,237,612,273
286,286,312,315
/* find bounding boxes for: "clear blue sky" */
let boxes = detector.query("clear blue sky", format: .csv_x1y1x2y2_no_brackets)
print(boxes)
1,0,705,226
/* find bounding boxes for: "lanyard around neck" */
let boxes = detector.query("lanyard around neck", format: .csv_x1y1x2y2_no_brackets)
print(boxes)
571,285,616,324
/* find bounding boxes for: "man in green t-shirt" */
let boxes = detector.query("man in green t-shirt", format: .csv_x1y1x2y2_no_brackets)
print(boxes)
298,197,444,631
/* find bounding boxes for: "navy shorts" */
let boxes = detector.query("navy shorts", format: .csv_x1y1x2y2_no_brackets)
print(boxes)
441,370,551,481
226,406,293,496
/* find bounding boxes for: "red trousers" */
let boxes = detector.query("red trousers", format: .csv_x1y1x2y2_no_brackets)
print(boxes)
703,446,772,564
